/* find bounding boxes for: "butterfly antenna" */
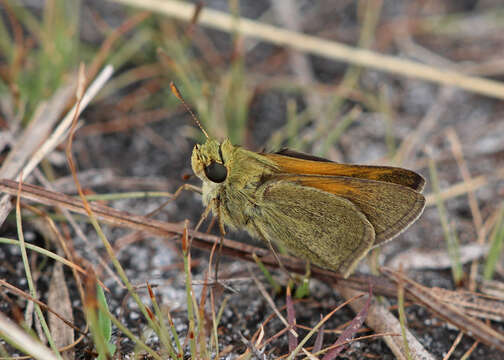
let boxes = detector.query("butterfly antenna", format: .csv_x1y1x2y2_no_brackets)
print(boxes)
170,82,209,139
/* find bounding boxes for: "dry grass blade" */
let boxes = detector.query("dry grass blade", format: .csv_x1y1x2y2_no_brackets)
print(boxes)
387,243,488,271
302,347,319,360
447,128,485,291
249,265,298,339
0,279,82,335
322,288,372,359
238,331,266,360
0,83,75,226
271,0,326,133
21,65,114,182
442,332,464,360
461,340,479,359
86,12,149,86
288,295,364,360
48,262,75,360
313,314,324,354
430,287,504,322
285,286,298,353
0,85,74,180
0,179,184,235
0,312,57,360
394,87,454,165
337,285,434,360
382,268,504,352
446,128,483,231
425,167,504,206
112,0,504,100
285,285,297,353
78,109,170,136
0,65,113,228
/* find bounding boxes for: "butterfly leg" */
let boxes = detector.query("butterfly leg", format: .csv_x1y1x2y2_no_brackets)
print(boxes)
194,201,213,232
146,183,202,218
211,199,228,287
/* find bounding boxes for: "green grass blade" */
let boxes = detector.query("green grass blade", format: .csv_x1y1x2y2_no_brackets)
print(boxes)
484,206,504,280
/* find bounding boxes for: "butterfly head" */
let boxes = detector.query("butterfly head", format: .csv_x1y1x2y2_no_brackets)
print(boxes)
191,139,230,184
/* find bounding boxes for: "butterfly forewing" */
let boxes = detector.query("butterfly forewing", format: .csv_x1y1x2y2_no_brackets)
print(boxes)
264,152,425,191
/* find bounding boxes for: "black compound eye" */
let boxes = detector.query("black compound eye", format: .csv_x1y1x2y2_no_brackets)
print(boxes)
204,161,227,183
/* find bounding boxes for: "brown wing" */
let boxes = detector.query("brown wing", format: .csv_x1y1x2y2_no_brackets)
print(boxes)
275,174,425,245
264,151,425,192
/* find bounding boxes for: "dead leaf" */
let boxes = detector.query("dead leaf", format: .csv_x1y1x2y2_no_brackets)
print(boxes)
48,261,74,359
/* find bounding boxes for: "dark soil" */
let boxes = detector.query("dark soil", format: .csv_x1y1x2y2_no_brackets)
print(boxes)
2,0,504,359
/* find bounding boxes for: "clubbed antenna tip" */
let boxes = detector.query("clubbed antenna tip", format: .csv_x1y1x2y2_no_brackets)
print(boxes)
170,82,209,139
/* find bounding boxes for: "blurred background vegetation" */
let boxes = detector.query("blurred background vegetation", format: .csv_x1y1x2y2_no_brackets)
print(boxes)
1,0,504,358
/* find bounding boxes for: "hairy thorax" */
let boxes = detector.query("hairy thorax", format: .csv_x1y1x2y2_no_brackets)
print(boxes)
191,138,278,232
